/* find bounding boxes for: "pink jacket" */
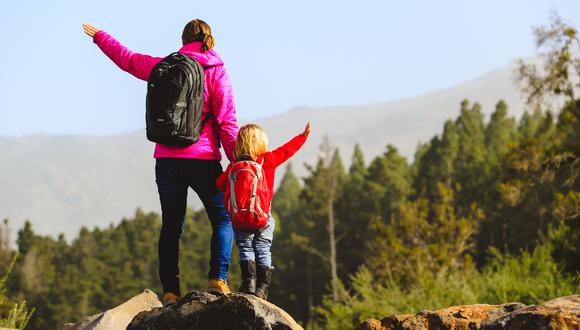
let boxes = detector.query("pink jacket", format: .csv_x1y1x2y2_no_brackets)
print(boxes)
93,30,239,161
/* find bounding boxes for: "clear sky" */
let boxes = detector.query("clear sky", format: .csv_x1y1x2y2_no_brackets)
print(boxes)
1,0,579,135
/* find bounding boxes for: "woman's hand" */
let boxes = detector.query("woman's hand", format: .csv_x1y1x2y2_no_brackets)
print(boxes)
83,23,99,38
302,122,311,138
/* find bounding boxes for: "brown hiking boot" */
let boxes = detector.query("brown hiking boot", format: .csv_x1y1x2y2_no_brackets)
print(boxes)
239,261,257,294
254,266,273,300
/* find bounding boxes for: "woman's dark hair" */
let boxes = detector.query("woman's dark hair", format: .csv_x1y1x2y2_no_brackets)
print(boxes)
182,19,215,52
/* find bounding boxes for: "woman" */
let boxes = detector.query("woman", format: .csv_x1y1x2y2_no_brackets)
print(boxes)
83,19,238,305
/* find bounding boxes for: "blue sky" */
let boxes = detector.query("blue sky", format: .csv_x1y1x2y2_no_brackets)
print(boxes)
1,0,579,135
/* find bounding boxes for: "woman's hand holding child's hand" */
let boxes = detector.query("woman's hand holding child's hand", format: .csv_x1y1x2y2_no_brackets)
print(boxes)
302,122,311,138
83,23,99,38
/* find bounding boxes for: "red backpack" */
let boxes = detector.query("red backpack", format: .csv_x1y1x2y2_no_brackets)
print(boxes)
224,158,270,230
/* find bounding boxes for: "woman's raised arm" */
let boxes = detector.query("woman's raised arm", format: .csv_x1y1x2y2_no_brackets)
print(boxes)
82,23,162,81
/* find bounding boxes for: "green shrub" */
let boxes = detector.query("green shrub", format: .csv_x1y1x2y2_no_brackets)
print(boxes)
475,244,578,305
0,254,34,329
312,243,579,330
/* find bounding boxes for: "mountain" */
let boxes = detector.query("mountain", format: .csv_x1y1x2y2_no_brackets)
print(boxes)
258,59,529,168
0,59,531,239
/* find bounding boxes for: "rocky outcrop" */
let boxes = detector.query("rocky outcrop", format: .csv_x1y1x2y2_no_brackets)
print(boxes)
356,295,579,330
62,289,162,330
127,291,303,330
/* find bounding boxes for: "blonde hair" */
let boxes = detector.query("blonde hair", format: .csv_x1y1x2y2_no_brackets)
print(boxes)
234,124,269,161
181,19,215,52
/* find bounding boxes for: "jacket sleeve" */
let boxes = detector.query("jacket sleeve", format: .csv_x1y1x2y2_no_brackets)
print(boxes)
93,30,162,81
216,163,232,192
264,134,307,168
210,66,239,162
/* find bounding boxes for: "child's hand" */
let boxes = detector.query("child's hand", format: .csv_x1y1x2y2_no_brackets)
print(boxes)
302,122,311,138
83,23,99,38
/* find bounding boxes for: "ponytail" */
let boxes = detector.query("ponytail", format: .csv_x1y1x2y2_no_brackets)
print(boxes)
202,34,215,52
182,19,215,52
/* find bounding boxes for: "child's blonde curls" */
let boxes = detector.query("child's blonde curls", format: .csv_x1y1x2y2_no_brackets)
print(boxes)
233,124,269,161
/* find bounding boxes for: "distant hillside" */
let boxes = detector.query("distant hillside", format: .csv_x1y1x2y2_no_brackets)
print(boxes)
258,59,530,169
0,59,531,239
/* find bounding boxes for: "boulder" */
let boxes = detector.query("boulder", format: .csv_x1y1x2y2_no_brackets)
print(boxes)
127,291,303,330
355,295,579,330
356,318,384,330
482,295,580,330
62,289,162,330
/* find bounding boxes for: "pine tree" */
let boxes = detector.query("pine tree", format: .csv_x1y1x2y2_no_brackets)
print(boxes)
414,120,459,200
485,101,517,166
518,108,545,141
281,139,347,322
453,100,487,210
365,144,411,219
272,163,302,223
336,144,371,277
270,163,310,322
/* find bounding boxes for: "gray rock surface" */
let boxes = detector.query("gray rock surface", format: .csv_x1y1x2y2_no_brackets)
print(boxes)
62,289,162,330
482,295,580,330
127,291,303,330
356,295,580,330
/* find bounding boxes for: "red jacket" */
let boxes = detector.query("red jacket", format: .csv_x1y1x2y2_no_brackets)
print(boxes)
217,134,307,202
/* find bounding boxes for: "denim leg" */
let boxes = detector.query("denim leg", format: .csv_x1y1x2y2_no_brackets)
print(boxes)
156,159,188,296
236,230,256,262
199,191,234,281
254,216,275,269
188,159,233,281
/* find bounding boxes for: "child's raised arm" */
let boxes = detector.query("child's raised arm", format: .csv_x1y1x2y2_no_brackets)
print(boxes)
264,123,310,168
83,23,162,81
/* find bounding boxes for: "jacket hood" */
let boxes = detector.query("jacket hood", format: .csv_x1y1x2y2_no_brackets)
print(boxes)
178,42,224,68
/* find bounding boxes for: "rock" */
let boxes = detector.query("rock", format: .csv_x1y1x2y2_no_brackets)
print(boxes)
482,295,580,330
355,318,385,330
62,289,162,330
376,303,524,330
357,295,579,330
127,290,303,330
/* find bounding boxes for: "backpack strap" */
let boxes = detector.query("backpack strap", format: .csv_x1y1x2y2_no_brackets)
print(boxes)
248,161,267,216
228,167,239,213
248,166,260,214
185,55,221,148
253,161,268,218
256,156,265,166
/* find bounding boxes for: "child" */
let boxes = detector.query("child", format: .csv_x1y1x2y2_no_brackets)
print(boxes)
216,123,310,300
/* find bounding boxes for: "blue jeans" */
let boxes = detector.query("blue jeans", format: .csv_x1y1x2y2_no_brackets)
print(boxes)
155,158,234,296
236,216,275,269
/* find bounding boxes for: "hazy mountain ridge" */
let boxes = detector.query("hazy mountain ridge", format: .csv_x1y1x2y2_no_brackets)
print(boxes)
258,59,528,168
0,59,530,239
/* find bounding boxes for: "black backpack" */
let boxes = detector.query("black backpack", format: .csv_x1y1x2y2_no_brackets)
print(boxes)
146,52,210,146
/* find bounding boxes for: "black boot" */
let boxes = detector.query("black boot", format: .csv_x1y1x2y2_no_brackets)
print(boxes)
239,261,257,294
254,266,273,300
